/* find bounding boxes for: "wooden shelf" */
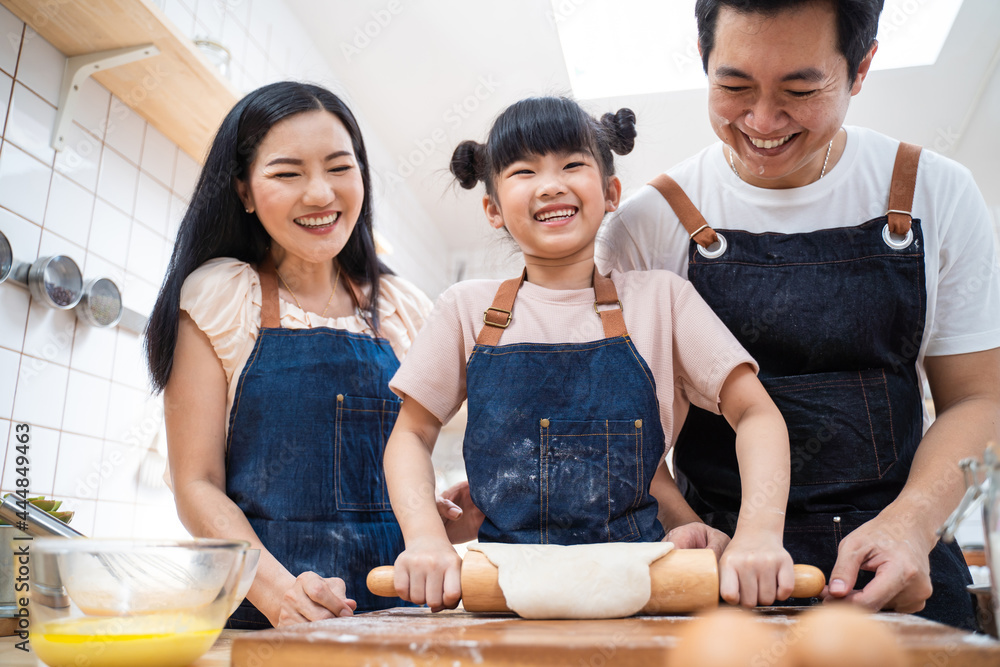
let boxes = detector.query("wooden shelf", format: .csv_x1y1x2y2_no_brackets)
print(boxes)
1,0,239,163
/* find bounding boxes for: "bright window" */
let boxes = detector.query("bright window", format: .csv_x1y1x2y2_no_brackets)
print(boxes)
552,0,966,98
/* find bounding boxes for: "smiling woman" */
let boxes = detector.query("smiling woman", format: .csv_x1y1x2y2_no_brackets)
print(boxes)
143,82,434,629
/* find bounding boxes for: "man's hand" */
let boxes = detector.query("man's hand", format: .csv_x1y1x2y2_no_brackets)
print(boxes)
824,515,934,613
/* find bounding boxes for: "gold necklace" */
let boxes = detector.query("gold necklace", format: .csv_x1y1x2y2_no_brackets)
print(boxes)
729,138,833,182
276,263,342,319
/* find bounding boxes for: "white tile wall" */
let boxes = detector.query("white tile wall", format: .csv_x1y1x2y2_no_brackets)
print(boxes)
16,27,64,105
72,77,110,141
0,140,52,224
53,121,102,193
52,432,103,499
134,173,170,235
140,125,175,188
0,6,22,77
105,99,145,166
89,199,131,267
97,147,138,215
0,346,18,419
22,301,77,368
1,424,58,496
44,172,95,248
0,285,29,352
61,370,110,439
0,72,13,138
6,82,56,164
96,440,141,504
0,203,41,261
69,318,118,381
11,355,68,429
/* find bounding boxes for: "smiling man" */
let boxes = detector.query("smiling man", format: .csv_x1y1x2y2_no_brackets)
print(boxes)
597,0,1000,629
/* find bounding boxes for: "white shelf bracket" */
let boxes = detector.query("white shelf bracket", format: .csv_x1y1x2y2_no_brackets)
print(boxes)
52,44,161,152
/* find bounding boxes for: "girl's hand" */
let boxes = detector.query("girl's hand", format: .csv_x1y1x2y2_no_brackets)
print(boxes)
393,538,463,611
663,521,731,560
277,571,357,626
436,480,486,544
718,532,795,607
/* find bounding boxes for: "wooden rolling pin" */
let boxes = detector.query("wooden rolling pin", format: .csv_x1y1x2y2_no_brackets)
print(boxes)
367,549,826,613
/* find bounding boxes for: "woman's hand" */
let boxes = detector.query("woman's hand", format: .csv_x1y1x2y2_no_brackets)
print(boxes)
276,572,358,626
718,531,795,607
663,521,730,560
436,480,485,544
392,537,463,612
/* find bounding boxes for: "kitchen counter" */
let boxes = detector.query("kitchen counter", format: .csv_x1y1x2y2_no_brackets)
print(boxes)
0,629,248,666
2,610,998,666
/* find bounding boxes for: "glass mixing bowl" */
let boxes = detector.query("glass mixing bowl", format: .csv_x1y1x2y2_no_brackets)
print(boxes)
29,538,250,667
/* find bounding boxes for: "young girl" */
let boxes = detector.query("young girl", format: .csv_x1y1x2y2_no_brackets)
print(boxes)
145,82,434,627
384,96,794,610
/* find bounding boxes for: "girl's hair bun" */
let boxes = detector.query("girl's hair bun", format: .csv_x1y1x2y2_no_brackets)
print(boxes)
601,108,637,156
450,140,486,189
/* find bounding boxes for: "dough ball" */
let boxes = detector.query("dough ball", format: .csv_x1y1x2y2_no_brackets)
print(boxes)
670,608,779,667
786,604,906,667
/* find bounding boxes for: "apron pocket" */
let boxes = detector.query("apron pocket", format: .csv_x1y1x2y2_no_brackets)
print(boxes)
334,394,400,511
541,418,645,543
762,370,902,486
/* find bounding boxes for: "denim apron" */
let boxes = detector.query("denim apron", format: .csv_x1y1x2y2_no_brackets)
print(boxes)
649,142,975,629
224,258,407,628
463,268,666,545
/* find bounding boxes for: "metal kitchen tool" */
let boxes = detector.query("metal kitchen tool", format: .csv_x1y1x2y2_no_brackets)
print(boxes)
0,494,82,608
0,230,12,284
75,276,124,327
26,255,83,309
939,447,999,636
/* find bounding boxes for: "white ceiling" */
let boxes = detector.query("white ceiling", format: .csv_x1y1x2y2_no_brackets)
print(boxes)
286,0,1000,280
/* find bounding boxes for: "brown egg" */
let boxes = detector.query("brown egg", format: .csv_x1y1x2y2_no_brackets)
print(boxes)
670,608,782,667
784,604,906,667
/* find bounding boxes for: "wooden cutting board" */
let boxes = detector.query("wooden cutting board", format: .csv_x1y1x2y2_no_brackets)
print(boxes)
231,607,1000,667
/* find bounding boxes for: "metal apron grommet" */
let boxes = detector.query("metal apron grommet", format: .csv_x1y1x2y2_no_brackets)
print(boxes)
696,233,728,259
882,223,914,250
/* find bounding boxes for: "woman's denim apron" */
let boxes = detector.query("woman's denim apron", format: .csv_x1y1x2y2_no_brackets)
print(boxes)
649,143,975,629
224,258,407,628
463,268,666,545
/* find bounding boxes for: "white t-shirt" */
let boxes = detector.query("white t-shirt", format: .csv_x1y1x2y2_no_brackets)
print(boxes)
389,269,756,448
597,126,1000,377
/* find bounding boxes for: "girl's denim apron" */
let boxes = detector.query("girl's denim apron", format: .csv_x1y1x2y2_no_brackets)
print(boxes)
649,143,975,629
463,268,666,545
224,258,408,628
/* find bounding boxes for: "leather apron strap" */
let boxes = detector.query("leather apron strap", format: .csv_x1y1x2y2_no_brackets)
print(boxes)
476,266,628,346
887,142,922,235
647,174,719,249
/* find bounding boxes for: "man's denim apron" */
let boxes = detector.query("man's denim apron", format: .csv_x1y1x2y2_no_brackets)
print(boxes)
649,143,975,629
224,258,407,628
463,268,666,545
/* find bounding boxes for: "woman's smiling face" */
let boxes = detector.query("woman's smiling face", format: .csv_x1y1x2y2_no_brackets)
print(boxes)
237,109,364,263
705,1,874,188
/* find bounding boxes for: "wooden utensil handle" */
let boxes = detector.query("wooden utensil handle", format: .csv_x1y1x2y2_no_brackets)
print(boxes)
366,551,827,613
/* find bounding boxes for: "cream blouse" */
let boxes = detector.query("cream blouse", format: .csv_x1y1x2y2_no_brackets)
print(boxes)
179,257,433,423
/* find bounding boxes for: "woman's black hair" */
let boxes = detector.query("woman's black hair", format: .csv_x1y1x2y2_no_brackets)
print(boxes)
695,0,884,85
145,81,392,393
450,96,636,198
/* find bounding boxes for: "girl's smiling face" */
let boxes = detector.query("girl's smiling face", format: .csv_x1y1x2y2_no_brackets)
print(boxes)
483,150,621,265
237,109,364,264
